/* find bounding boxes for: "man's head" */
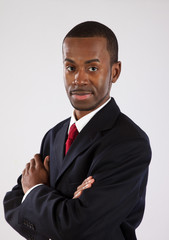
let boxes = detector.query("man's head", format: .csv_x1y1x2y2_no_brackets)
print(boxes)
63,21,118,67
62,21,121,119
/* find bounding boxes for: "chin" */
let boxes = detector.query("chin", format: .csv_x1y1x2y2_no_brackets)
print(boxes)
71,102,99,112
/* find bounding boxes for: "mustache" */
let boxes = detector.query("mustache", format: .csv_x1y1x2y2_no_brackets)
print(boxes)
70,88,94,94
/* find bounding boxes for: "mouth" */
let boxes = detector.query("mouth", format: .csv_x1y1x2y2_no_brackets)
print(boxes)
70,90,93,101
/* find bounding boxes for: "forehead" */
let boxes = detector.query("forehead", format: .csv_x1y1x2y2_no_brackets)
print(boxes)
62,37,109,61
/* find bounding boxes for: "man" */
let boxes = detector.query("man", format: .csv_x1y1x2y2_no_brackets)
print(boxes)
3,21,151,240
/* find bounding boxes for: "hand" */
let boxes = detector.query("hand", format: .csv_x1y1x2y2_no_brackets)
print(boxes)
73,176,95,199
21,154,50,194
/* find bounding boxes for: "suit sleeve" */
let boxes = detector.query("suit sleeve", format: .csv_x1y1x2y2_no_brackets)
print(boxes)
4,136,151,240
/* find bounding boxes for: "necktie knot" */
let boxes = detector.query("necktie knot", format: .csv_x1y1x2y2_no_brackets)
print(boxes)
65,123,78,154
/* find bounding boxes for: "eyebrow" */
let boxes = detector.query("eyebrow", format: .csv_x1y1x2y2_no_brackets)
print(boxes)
64,58,75,64
85,59,100,64
64,58,100,64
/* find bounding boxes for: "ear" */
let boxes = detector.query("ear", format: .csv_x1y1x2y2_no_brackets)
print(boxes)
111,61,121,83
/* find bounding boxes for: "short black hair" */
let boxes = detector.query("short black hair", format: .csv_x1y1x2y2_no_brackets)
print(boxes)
63,21,118,66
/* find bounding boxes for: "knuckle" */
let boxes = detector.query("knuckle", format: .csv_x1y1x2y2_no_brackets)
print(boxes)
34,153,40,158
34,154,38,160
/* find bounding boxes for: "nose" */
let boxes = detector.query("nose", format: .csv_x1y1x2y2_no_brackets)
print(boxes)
74,69,88,85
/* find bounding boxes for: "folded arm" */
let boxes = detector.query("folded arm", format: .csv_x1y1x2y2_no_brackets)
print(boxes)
4,139,151,240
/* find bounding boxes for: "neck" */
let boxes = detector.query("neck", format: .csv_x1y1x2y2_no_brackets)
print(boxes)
74,110,92,120
74,96,111,120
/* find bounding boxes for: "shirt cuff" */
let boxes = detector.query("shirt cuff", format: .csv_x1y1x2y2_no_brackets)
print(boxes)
22,184,43,202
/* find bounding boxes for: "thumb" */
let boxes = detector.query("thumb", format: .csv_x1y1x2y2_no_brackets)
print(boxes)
44,156,50,172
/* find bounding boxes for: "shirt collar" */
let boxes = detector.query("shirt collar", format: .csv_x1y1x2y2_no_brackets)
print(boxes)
68,98,111,133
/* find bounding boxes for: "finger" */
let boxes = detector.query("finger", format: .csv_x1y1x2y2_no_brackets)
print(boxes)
73,180,95,199
34,154,43,167
44,156,50,172
77,178,95,190
77,183,93,195
77,184,83,191
25,162,30,174
77,182,86,190
73,190,82,199
85,178,95,186
82,176,93,184
30,158,36,169
82,183,92,190
74,183,93,197
82,176,95,186
22,168,26,176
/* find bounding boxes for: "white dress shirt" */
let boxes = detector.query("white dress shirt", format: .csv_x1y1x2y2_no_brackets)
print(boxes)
69,97,111,133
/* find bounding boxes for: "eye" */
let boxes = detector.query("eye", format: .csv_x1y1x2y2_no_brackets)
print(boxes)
66,66,75,72
88,66,98,72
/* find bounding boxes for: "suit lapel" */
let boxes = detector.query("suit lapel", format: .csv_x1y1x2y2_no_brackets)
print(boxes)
50,120,69,187
54,98,120,184
55,127,101,183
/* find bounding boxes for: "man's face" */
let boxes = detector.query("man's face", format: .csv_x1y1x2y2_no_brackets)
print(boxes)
62,37,114,119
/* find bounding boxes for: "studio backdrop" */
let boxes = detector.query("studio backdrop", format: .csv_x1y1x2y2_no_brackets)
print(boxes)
0,0,169,239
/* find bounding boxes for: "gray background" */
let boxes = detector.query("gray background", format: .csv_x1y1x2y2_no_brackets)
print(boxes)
0,0,169,239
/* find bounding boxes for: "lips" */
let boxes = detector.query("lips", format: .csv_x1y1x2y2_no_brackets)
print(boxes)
70,90,93,100
71,89,93,94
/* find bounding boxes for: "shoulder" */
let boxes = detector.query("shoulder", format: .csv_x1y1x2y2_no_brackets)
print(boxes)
95,110,151,162
48,117,70,136
115,112,150,142
91,112,152,174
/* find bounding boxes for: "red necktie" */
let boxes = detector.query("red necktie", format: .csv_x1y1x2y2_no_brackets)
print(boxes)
65,123,78,155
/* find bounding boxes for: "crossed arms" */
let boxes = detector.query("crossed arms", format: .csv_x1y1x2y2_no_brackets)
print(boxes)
4,138,151,240
21,154,95,199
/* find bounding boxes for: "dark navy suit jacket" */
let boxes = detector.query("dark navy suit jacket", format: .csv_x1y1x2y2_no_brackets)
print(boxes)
4,98,151,240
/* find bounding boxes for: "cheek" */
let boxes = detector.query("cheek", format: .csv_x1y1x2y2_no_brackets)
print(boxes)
64,71,74,83
64,79,69,95
95,73,111,92
64,73,71,88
